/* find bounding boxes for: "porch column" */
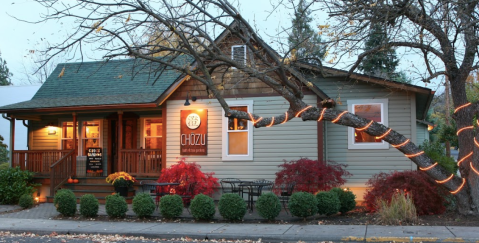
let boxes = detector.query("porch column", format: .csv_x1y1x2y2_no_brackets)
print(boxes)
9,116,15,167
72,113,77,176
118,111,123,172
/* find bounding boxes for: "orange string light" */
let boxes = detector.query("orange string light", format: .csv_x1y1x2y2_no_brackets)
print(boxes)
266,117,275,127
470,162,479,176
332,111,348,123
295,106,312,117
475,137,479,148
392,139,410,148
317,108,326,122
451,178,466,194
405,151,424,158
254,117,263,125
376,128,392,140
457,152,473,166
457,126,473,135
454,102,472,113
280,112,288,125
356,121,373,132
248,112,263,125
419,162,438,171
435,174,454,184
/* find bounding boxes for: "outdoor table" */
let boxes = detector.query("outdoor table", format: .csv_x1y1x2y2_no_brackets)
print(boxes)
141,182,180,209
221,179,249,196
238,181,273,212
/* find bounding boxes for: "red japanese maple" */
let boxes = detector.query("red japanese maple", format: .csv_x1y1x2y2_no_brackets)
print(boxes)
157,158,219,197
274,158,351,194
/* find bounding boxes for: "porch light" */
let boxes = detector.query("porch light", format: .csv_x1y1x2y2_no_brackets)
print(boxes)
45,122,57,135
184,92,197,106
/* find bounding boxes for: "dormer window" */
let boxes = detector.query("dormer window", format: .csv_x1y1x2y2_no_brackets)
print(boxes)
231,45,246,68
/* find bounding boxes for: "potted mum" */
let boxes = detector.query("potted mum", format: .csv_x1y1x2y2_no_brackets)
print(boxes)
106,172,136,197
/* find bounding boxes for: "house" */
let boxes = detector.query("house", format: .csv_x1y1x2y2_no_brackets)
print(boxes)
0,28,433,203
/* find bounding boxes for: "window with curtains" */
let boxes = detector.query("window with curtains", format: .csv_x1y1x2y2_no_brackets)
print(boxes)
144,118,162,149
222,100,253,160
61,120,101,155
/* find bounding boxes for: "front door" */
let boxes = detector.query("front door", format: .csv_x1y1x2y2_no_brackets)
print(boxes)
107,114,138,174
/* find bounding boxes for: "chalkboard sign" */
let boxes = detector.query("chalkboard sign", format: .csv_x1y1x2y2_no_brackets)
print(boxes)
86,148,103,173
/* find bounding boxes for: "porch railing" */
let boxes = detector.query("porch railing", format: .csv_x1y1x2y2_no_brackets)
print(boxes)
50,150,75,196
12,150,73,176
120,149,162,176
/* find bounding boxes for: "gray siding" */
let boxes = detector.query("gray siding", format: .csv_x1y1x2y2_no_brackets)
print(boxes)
416,123,429,145
30,120,59,150
316,77,415,188
166,95,318,181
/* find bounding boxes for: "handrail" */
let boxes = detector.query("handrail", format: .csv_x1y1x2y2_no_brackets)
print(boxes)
120,149,162,176
12,150,72,174
50,150,75,196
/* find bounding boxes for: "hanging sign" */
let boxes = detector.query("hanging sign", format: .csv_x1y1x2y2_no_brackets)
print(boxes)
180,110,207,155
86,148,103,173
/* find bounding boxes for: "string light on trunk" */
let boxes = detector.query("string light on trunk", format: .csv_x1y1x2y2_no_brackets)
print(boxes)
332,111,348,123
457,152,473,166
356,120,373,131
376,128,392,140
280,112,288,125
317,108,326,122
451,178,466,194
419,162,438,171
454,102,471,113
470,162,479,176
405,151,424,158
457,126,473,136
266,117,275,127
435,174,454,184
392,139,410,148
295,106,312,117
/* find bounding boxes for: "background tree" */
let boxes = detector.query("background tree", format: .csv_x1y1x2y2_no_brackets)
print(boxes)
27,0,479,214
0,52,13,86
288,0,326,65
0,135,8,164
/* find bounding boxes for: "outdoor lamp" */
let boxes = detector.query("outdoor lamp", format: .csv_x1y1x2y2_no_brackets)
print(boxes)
45,122,57,135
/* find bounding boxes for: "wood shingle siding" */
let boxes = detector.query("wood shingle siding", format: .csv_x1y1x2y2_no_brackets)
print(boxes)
166,95,318,181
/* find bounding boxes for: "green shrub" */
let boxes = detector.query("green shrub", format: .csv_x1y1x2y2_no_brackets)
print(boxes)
376,191,418,225
105,193,128,218
190,194,216,221
288,192,318,219
420,140,457,174
316,191,340,216
256,193,281,220
132,193,156,218
159,194,183,219
79,194,99,217
0,162,9,171
218,193,247,221
53,189,77,217
0,166,39,204
18,194,34,209
330,188,356,214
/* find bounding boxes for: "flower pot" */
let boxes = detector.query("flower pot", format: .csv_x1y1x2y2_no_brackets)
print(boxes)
114,186,129,197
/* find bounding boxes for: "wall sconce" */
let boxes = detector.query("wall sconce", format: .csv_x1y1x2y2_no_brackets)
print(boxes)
184,92,197,106
45,122,57,135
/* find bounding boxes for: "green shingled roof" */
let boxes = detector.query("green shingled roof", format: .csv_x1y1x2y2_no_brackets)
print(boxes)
0,57,192,110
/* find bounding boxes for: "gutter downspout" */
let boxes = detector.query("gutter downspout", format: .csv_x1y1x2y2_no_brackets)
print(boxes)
22,120,29,150
2,114,13,167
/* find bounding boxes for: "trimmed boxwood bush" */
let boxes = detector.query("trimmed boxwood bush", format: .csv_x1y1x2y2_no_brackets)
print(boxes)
79,194,99,217
330,188,356,214
133,193,156,218
105,193,128,218
18,194,34,209
256,193,281,220
288,192,318,219
190,194,216,221
159,194,183,219
0,166,39,205
316,191,340,216
218,193,247,221
54,189,77,216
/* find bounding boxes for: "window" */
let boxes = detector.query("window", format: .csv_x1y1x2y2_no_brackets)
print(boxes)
347,99,389,149
222,100,253,160
60,120,101,155
231,45,246,67
144,118,162,149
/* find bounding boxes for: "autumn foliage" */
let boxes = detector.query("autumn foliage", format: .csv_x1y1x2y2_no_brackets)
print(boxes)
158,158,219,197
274,158,351,194
364,170,448,215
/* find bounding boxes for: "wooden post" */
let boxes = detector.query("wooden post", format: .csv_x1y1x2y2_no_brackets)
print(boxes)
317,97,324,163
162,105,167,172
9,116,15,167
72,113,77,176
118,111,123,172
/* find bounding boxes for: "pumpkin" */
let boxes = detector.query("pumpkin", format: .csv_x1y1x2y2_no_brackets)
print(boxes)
73,179,79,184
67,177,73,184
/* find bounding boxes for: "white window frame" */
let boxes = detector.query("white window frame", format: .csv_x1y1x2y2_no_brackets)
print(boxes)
222,100,254,161
231,45,247,69
347,99,389,149
140,117,162,149
58,119,102,156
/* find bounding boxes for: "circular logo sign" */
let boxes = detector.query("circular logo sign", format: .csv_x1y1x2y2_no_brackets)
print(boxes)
186,113,201,130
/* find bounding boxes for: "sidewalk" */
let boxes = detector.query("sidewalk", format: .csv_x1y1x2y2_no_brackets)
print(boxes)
1,203,478,242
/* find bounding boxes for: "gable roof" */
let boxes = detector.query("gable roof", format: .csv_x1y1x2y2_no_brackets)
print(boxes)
0,57,191,113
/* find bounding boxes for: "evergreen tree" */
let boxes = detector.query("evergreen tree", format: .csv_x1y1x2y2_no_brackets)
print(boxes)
0,135,8,164
288,0,325,65
0,52,13,86
358,24,399,80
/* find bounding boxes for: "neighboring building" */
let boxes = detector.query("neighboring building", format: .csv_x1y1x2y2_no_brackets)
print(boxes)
0,25,433,202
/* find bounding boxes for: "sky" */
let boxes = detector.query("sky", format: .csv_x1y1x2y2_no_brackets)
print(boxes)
0,0,444,92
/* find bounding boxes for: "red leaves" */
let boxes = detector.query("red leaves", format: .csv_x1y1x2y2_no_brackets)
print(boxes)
274,158,351,193
158,158,219,196
364,170,447,215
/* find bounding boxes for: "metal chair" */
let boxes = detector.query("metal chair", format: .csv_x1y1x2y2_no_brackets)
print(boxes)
179,182,196,214
220,178,243,196
140,180,160,210
276,182,296,214
249,179,274,209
